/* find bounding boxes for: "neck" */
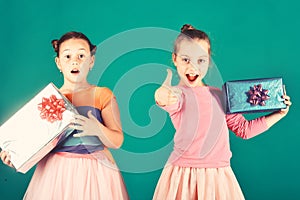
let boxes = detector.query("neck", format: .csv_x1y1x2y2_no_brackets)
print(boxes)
60,80,93,93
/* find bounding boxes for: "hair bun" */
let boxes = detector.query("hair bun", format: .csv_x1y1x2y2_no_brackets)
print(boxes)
181,24,195,32
51,39,59,52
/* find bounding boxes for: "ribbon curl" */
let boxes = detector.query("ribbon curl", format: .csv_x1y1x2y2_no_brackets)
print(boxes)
38,95,66,123
246,84,270,106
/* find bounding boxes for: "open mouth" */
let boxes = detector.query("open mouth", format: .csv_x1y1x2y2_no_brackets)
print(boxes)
186,74,199,82
71,68,80,74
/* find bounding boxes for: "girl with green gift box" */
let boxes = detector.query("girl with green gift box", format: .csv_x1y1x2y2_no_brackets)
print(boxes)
153,24,292,200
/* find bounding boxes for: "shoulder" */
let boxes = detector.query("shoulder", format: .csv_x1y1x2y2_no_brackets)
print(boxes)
208,86,222,92
95,86,113,97
208,86,222,96
94,87,115,109
95,86,113,93
208,86,227,110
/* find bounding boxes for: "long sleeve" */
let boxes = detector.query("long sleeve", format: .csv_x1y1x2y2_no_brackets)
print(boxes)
226,114,269,139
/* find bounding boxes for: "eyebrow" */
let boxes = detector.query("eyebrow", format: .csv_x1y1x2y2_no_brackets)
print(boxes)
179,54,208,58
62,48,87,53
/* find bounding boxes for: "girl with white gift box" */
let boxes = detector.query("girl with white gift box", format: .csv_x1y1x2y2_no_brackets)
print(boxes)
1,31,128,200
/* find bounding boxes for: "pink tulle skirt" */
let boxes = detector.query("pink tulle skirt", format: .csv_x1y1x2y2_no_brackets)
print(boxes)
23,151,128,200
153,165,245,200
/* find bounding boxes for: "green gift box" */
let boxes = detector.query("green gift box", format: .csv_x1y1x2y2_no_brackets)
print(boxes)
223,77,286,114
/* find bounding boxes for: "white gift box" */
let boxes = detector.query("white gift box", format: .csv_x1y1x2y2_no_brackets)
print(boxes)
0,83,77,173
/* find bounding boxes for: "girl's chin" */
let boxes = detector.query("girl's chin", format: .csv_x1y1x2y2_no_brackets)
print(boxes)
182,81,200,87
182,78,203,87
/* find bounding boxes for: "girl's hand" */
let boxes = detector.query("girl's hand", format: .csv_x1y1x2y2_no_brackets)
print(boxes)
70,110,103,137
155,69,182,106
0,150,14,168
278,94,292,116
264,93,292,128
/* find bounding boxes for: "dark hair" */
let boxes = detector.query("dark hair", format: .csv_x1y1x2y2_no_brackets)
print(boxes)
174,24,211,55
51,31,97,57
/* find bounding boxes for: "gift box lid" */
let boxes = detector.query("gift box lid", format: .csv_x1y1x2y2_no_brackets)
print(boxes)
223,77,286,114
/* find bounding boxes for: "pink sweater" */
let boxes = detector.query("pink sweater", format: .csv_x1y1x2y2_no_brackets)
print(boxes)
161,86,269,168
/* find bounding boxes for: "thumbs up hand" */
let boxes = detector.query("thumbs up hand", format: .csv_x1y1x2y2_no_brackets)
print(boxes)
155,69,182,106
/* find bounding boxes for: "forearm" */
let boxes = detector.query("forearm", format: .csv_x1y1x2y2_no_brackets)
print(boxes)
96,123,124,149
264,111,286,128
227,94,291,138
226,114,269,139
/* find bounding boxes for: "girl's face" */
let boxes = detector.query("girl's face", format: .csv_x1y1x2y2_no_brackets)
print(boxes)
55,38,94,84
173,39,210,87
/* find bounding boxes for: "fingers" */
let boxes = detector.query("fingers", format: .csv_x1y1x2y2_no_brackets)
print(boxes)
0,151,8,161
0,151,5,162
282,94,290,101
70,110,99,138
69,124,84,131
73,132,83,137
73,114,88,122
162,69,173,87
155,69,183,106
279,91,291,116
155,86,182,106
69,123,84,137
0,151,14,168
168,96,179,105
281,85,291,106
172,87,183,99
69,114,85,137
282,84,286,95
282,95,292,106
87,110,97,121
71,111,97,124
70,113,89,127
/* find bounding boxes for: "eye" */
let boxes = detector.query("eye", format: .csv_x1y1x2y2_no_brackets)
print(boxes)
79,54,85,59
182,57,190,64
65,55,71,59
198,59,206,64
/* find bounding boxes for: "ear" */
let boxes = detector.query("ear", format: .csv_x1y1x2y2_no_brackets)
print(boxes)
55,57,62,71
89,55,95,70
172,53,178,68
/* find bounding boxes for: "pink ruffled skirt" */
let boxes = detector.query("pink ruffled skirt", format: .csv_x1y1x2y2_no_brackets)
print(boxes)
153,165,245,200
23,151,128,200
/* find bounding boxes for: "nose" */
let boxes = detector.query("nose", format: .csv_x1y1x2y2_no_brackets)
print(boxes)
72,61,78,66
72,57,79,65
188,61,199,72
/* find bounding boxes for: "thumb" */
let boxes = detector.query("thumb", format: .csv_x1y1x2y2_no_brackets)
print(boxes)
162,69,173,87
87,110,97,121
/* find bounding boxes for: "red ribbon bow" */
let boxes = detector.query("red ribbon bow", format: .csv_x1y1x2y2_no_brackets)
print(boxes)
247,84,270,106
38,95,66,123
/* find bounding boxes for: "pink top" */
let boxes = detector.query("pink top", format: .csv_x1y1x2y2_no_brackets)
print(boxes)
161,85,269,168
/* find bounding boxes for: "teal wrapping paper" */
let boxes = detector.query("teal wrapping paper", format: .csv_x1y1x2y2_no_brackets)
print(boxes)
223,78,287,114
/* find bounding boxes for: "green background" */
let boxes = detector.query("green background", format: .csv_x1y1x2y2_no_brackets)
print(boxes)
1,0,299,199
